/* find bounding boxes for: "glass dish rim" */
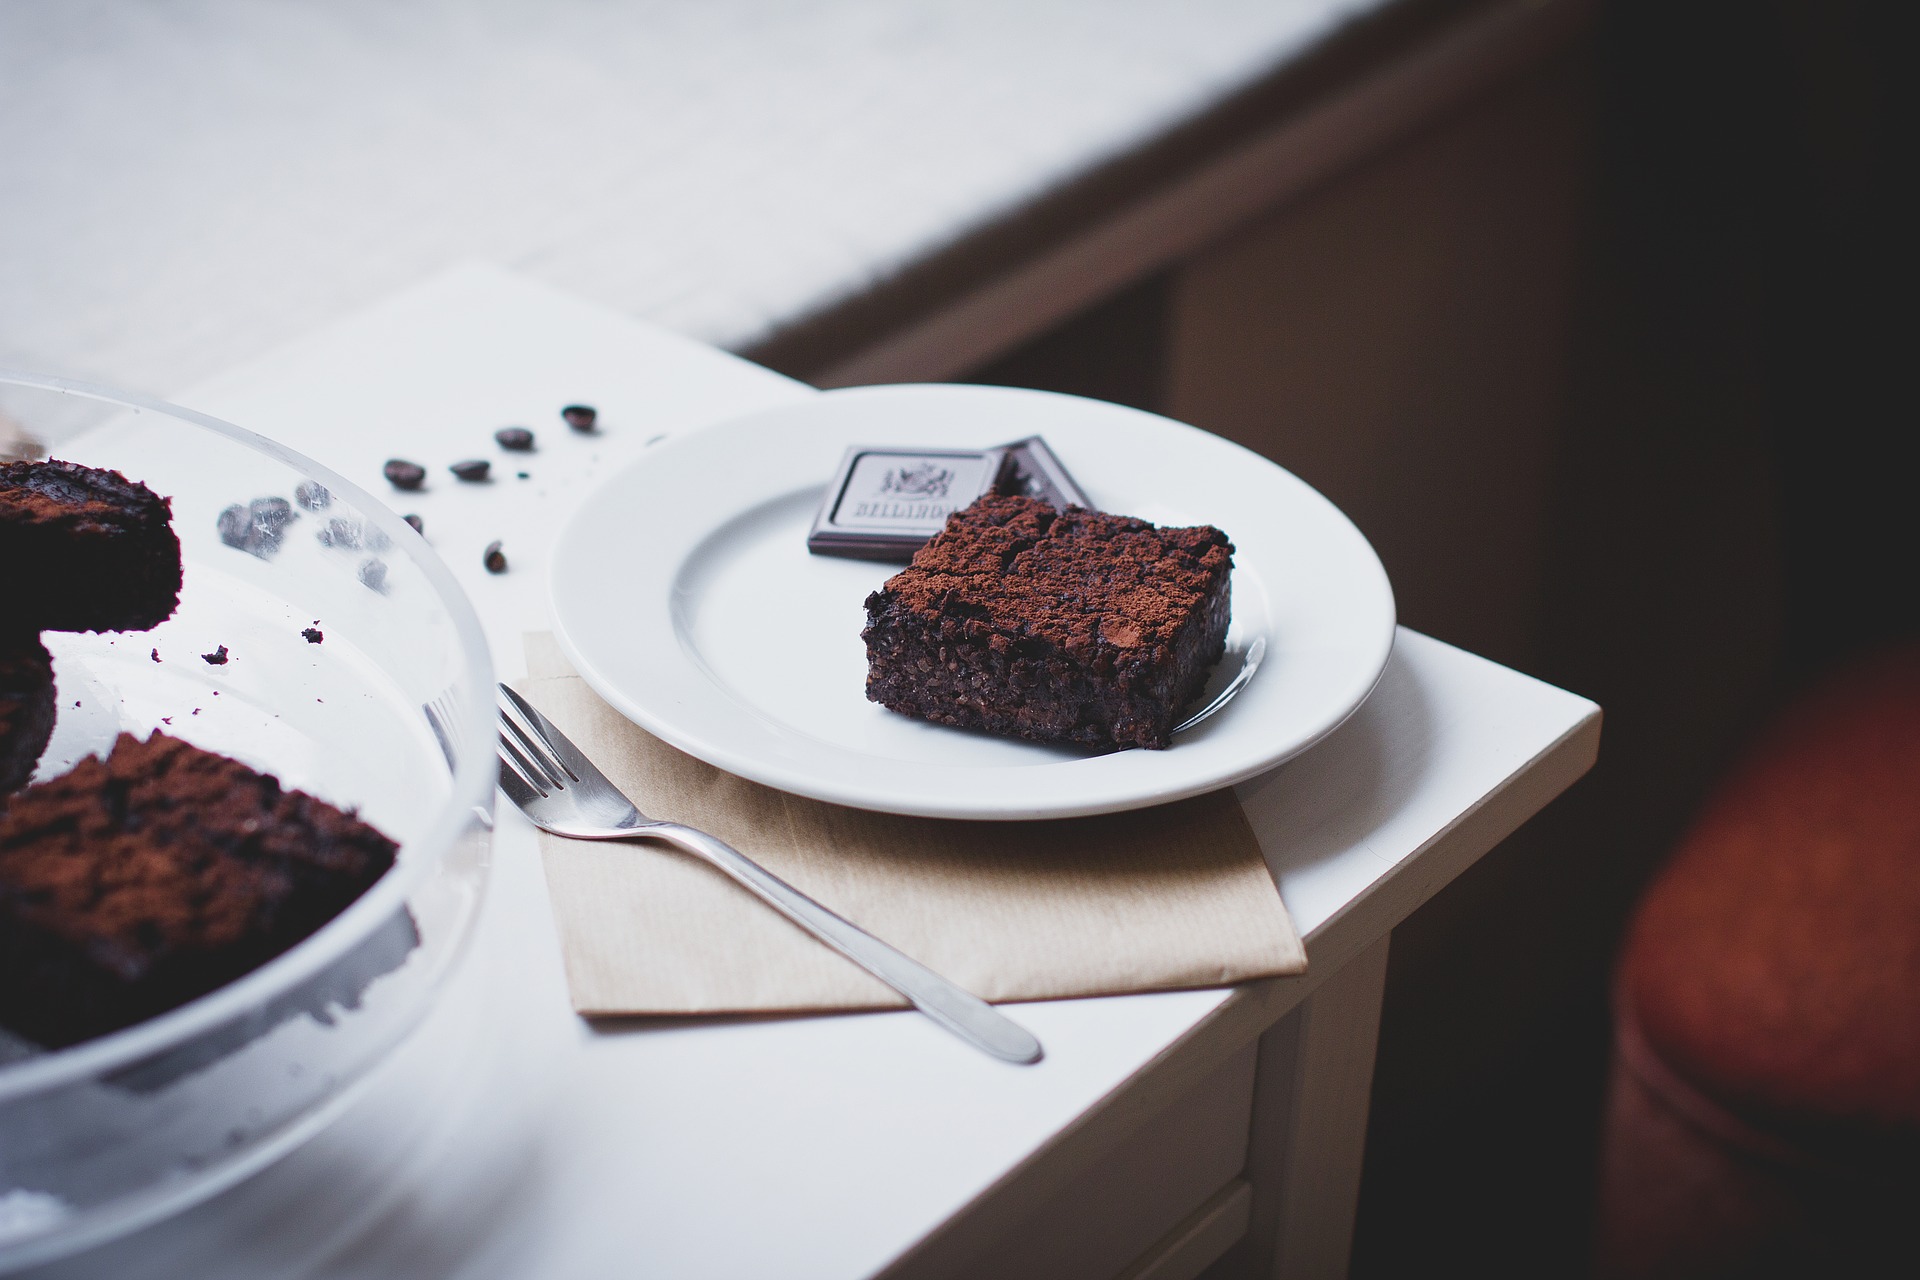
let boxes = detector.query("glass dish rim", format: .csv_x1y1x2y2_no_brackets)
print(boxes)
0,366,496,1100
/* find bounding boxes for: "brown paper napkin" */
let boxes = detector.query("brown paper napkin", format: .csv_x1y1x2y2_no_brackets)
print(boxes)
520,633,1304,1015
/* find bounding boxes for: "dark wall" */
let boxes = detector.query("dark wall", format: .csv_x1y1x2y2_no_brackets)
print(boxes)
962,1,1908,1273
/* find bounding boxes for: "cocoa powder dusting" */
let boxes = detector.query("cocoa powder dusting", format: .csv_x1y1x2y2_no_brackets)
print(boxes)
0,733,397,966
878,495,1231,657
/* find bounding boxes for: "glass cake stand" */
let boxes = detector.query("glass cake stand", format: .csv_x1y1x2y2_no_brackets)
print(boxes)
0,370,495,1270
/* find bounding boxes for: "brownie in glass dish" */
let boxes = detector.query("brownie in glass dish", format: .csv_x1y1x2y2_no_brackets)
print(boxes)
0,733,400,1048
0,633,55,797
1,459,183,634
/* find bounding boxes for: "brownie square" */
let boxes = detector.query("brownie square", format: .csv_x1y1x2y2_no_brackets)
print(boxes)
0,633,55,798
863,494,1232,751
1,459,183,633
0,732,400,1048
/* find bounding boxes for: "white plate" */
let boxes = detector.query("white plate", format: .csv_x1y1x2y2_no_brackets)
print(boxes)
548,384,1394,819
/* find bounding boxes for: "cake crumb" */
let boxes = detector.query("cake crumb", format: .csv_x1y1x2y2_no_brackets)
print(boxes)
302,627,324,644
202,645,229,665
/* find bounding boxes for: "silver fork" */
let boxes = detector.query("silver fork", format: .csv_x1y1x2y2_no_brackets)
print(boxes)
494,685,1043,1065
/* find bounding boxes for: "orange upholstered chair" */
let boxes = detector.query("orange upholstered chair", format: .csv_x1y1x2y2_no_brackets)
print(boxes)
1595,645,1920,1278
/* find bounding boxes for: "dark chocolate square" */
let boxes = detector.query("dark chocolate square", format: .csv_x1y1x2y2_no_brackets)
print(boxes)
808,445,1006,561
995,436,1093,511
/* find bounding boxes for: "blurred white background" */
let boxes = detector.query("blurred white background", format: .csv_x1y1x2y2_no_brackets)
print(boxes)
1,0,1365,408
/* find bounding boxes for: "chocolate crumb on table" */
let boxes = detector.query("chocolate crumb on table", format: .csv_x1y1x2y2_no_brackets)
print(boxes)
202,645,229,665
383,459,426,491
449,459,490,483
0,634,55,796
403,514,423,535
2,459,183,633
862,494,1232,752
561,404,597,433
494,427,534,451
483,541,507,574
0,732,400,1048
302,627,323,644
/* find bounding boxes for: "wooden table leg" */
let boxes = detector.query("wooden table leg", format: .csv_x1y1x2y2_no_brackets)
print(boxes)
1206,935,1393,1280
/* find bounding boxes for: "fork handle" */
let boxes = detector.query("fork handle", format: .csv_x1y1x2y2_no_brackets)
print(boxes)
639,822,1043,1065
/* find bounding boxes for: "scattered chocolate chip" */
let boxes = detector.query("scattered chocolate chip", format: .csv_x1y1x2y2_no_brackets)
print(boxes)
202,645,230,665
151,648,160,663
302,627,324,644
253,496,296,534
161,717,171,725
217,496,299,558
483,541,507,574
294,480,332,510
495,426,535,451
517,471,530,480
317,517,363,549
450,459,491,482
358,558,389,592
384,459,427,491
216,503,249,547
562,404,597,432
403,513,424,535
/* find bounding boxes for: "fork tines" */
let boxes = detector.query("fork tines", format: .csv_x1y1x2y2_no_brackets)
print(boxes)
497,690,577,798
422,688,465,770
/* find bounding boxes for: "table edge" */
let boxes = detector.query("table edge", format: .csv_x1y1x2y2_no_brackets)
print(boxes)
873,699,1601,1280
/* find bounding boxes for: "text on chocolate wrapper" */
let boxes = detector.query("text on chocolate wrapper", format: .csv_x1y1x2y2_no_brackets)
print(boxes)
848,499,958,522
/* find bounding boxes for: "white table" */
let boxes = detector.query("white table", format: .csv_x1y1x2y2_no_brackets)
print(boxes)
24,266,1598,1280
